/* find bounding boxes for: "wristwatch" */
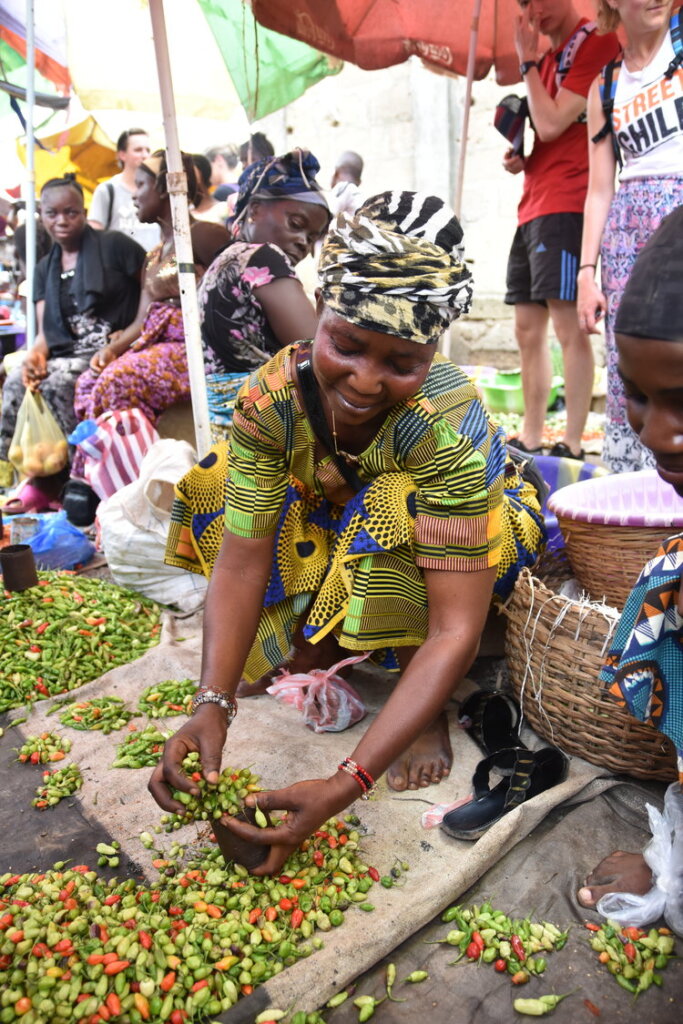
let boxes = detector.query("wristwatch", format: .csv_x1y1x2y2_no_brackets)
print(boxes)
519,60,538,77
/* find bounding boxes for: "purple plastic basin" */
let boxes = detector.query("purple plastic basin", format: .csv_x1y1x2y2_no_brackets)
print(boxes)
547,469,683,528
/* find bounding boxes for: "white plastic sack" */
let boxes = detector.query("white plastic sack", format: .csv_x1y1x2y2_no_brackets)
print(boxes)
97,438,208,613
596,783,683,934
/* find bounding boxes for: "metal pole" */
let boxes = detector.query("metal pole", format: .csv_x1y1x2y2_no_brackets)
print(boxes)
24,0,36,348
148,0,212,458
454,0,483,218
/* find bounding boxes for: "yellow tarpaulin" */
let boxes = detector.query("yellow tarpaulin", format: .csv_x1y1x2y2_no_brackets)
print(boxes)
16,115,118,201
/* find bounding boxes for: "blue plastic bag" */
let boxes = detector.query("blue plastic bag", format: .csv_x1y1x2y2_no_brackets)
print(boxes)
27,510,96,570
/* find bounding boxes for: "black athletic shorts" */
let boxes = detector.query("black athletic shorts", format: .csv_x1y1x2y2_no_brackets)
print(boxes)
505,212,583,305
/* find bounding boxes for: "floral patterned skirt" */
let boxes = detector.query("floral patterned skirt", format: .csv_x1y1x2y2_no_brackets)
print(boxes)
601,176,683,473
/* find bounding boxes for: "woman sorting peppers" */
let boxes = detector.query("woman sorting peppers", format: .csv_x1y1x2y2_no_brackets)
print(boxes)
150,192,546,874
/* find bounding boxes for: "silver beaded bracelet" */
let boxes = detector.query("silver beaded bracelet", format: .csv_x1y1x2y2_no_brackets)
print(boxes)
190,688,238,724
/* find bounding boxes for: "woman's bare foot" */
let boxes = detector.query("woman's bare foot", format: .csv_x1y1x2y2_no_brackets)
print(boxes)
577,850,653,908
386,711,452,791
235,632,354,698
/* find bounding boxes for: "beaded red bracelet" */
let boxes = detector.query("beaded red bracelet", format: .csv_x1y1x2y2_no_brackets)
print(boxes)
338,757,376,800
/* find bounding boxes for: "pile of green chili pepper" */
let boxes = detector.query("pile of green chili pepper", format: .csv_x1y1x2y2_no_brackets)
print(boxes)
111,726,169,769
585,919,676,994
435,902,568,984
137,680,195,719
0,573,161,713
58,698,136,734
32,764,83,810
160,756,263,827
17,732,71,765
0,810,380,1023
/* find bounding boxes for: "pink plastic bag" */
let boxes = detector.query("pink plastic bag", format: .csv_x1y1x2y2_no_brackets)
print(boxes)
78,409,159,500
266,653,370,732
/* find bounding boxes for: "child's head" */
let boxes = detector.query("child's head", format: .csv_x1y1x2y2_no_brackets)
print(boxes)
615,205,683,495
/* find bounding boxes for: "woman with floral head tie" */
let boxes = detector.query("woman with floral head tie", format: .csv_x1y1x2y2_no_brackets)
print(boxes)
153,192,546,874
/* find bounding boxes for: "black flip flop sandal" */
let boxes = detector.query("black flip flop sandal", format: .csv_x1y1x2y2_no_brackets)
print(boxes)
458,691,525,756
440,745,569,841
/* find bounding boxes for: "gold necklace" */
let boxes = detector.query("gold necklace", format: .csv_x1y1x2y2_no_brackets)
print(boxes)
330,408,361,465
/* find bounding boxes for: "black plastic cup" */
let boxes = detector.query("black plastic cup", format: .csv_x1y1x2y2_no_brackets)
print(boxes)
0,544,39,591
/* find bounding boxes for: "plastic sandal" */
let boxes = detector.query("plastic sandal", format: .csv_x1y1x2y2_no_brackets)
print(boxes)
458,691,525,756
440,745,569,841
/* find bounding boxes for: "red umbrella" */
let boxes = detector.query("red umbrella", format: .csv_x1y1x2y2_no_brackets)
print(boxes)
252,0,596,84
252,0,597,212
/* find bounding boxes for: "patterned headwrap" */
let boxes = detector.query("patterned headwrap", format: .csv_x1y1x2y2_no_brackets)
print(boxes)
319,191,473,344
615,204,683,341
232,148,329,231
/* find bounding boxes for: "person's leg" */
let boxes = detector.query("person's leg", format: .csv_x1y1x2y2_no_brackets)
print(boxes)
38,358,88,440
84,343,190,423
547,299,593,457
505,222,551,451
515,302,551,450
385,645,453,791
0,365,26,460
577,851,653,908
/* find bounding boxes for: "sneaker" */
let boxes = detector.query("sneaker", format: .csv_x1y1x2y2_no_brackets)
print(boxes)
507,437,544,456
548,442,586,460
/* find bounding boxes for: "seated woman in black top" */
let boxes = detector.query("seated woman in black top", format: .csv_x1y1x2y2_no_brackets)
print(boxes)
0,175,145,465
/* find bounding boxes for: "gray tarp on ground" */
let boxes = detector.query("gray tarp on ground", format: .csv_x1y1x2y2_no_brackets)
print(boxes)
2,610,625,1017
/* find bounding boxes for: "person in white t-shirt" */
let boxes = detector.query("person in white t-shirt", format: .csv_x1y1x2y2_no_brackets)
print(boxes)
329,150,365,217
577,0,683,473
88,128,161,251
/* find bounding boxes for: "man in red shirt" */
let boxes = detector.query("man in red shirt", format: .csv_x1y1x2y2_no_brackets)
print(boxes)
504,0,620,458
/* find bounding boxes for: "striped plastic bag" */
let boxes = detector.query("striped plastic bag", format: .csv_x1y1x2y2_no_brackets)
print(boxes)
78,409,159,500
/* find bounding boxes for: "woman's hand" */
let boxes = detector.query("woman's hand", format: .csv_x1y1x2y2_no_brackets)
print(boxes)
577,272,607,334
148,704,228,814
219,776,351,876
89,342,120,374
21,348,47,391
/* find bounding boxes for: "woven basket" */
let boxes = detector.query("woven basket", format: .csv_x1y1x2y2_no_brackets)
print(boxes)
504,565,678,781
554,516,668,609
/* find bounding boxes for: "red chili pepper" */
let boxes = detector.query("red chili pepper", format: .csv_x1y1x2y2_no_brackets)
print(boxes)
315,830,329,838
291,909,304,929
138,930,152,950
471,931,486,952
624,942,636,963
368,867,380,882
105,994,121,1016
248,908,261,925
160,971,176,992
31,942,50,958
87,954,106,965
291,878,307,889
510,934,526,962
313,851,324,868
583,999,601,1018
168,906,184,915
279,897,293,911
103,960,130,975
103,894,120,906
278,875,293,884
191,979,208,992
494,958,508,972
53,937,73,952
265,907,277,922
466,941,481,960
36,623,49,634
584,922,601,932
327,836,338,849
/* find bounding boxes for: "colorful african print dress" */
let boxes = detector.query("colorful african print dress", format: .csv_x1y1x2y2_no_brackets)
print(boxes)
166,344,545,681
600,534,683,783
